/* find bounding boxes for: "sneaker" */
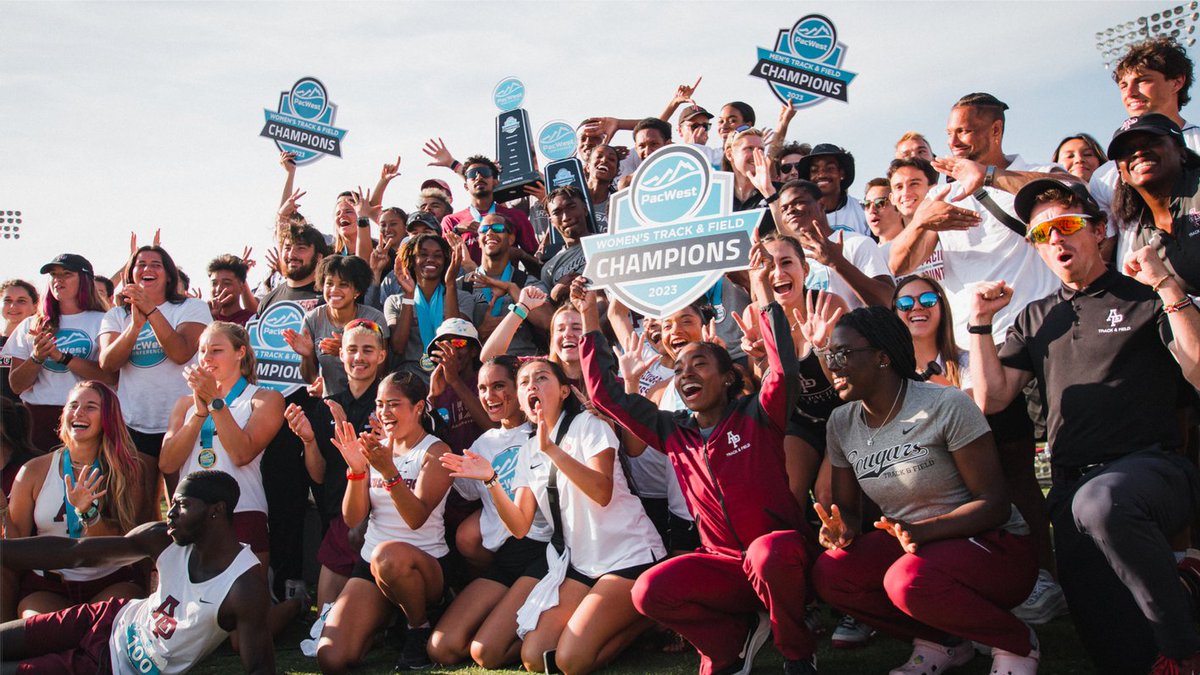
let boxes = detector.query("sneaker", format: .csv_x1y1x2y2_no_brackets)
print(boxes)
804,603,827,636
784,655,819,675
889,638,974,675
1011,570,1068,625
990,644,1040,674
830,615,874,649
731,612,772,675
1151,650,1200,675
393,625,432,671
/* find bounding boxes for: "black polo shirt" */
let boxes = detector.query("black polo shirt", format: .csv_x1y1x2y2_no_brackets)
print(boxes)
1133,166,1200,296
309,380,379,518
997,269,1183,468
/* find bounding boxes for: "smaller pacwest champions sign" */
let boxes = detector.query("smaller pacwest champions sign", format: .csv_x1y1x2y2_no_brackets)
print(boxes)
260,77,348,165
750,15,857,108
582,146,760,319
246,301,307,396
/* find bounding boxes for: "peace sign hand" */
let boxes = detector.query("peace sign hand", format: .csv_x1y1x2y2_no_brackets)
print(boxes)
731,308,765,362
814,503,854,550
64,465,108,514
701,319,726,349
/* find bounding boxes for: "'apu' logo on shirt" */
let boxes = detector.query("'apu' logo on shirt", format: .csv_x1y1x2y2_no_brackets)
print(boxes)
1106,309,1124,327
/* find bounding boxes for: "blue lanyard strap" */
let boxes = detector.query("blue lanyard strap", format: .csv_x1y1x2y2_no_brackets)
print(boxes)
200,377,250,450
705,277,724,309
415,285,446,348
62,450,101,539
479,263,514,317
468,202,497,223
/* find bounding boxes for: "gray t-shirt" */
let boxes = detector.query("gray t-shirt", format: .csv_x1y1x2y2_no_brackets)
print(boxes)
461,271,541,357
383,288,476,382
302,304,389,398
827,380,1025,534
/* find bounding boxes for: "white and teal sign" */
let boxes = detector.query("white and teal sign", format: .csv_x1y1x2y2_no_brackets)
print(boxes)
749,15,857,108
581,146,761,319
246,300,306,396
260,77,348,165
492,76,525,112
43,329,94,373
538,121,577,161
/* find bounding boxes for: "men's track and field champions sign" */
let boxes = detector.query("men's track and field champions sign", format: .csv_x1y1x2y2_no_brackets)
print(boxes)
581,145,761,319
749,14,857,108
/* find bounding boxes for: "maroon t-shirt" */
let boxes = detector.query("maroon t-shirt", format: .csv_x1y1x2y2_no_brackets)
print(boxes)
441,204,538,264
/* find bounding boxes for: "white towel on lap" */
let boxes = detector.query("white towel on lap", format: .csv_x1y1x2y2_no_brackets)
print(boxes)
516,543,570,639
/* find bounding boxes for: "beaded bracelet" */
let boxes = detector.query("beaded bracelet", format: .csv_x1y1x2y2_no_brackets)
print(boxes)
1165,297,1195,314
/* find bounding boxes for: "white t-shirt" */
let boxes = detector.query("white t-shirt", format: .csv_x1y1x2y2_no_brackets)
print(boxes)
690,143,724,169
827,198,871,237
99,300,212,433
803,230,894,310
179,384,267,514
453,423,553,552
361,434,449,561
109,543,259,675
2,311,105,405
880,240,946,282
655,377,694,522
511,411,665,578
938,154,1061,347
1091,121,1200,271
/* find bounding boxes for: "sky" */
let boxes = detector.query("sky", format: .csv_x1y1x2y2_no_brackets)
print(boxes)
2,1,1195,290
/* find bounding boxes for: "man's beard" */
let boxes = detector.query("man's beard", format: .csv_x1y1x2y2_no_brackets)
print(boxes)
286,259,318,281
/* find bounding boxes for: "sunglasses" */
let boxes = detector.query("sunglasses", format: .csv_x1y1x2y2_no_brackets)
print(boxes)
895,291,940,312
436,338,470,349
1026,214,1090,244
779,162,802,175
478,223,507,234
465,167,495,179
687,122,712,131
733,124,753,134
345,318,383,335
823,346,878,370
862,197,890,211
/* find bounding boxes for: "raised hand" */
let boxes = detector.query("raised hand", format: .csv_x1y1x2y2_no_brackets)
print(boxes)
796,220,844,267
240,246,256,270
731,308,765,361
423,138,455,169
358,430,396,477
265,247,281,276
440,450,495,481
184,364,220,403
616,330,660,382
523,180,547,204
748,241,773,304
445,239,463,285
369,236,394,280
325,399,348,427
910,186,981,231
814,503,854,550
580,117,619,144
318,332,342,357
517,285,548,312
278,189,307,219
432,340,464,385
875,516,920,554
670,76,702,107
568,275,594,314
306,375,325,399
1124,245,1178,291
931,157,987,200
749,147,774,197
794,290,844,351
282,328,315,358
380,155,402,182
64,465,108,515
777,99,796,128
284,403,315,443
279,151,298,172
354,186,381,223
968,280,1013,325
701,318,726,349
330,421,369,474
393,256,416,296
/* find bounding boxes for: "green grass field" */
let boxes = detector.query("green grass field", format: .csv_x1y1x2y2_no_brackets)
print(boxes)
191,606,1092,674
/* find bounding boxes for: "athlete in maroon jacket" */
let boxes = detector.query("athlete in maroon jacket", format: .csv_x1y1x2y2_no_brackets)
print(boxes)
574,277,818,675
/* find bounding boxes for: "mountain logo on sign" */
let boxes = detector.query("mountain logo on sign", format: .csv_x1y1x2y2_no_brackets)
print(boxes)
553,168,575,187
495,82,522,97
790,16,837,61
501,117,521,135
256,303,304,350
631,153,709,225
492,77,526,112
289,79,328,120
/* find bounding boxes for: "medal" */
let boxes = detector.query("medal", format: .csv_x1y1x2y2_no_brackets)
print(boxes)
419,354,436,372
198,449,217,468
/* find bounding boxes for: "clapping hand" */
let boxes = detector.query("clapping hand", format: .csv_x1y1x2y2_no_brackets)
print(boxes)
284,403,315,444
330,421,369,475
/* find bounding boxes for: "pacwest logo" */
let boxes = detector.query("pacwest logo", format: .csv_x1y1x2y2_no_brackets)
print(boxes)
849,442,930,480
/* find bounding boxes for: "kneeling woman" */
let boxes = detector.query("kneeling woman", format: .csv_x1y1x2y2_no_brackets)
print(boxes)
431,356,554,669
6,381,146,618
316,372,454,674
810,307,1038,674
578,276,819,675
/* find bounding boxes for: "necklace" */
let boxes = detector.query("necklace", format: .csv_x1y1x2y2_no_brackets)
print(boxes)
863,381,905,446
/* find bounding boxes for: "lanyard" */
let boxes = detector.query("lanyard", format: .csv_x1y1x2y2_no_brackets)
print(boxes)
62,450,101,538
469,202,497,224
415,285,446,348
480,263,514,317
200,377,250,450
704,277,724,310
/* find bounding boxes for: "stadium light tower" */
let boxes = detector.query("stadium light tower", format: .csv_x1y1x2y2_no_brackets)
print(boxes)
1094,2,1198,69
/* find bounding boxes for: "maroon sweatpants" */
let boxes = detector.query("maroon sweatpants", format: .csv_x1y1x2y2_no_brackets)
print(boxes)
812,529,1038,655
632,530,815,675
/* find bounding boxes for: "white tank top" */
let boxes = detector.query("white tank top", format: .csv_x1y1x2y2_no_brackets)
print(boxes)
360,434,449,561
108,543,259,675
180,384,267,514
33,451,122,582
654,377,693,522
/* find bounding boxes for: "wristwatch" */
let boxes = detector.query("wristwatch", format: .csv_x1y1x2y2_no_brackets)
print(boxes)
357,217,371,228
56,353,74,367
210,397,227,412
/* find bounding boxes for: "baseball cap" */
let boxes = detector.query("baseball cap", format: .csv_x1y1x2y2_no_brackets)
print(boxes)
425,318,481,355
679,105,713,123
406,211,441,232
40,253,94,276
1107,113,1200,168
421,178,453,202
1013,177,1102,225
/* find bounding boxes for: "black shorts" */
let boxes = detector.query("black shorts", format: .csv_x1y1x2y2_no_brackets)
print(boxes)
566,560,657,588
128,428,166,459
986,389,1034,445
477,537,550,587
351,552,451,583
639,497,670,548
785,415,827,455
667,513,701,553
